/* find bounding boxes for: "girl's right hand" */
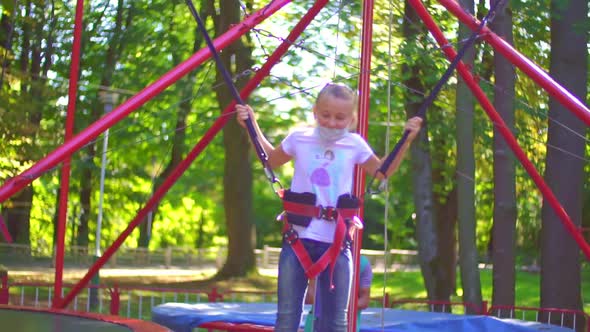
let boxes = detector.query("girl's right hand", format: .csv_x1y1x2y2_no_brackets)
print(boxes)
235,104,254,128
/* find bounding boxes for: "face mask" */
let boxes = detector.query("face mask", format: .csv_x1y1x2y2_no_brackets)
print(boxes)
317,126,348,142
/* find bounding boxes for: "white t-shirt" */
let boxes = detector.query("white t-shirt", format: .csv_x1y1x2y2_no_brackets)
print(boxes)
281,127,373,243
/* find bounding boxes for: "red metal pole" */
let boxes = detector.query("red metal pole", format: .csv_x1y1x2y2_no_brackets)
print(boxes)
55,0,323,308
408,0,590,260
0,215,12,243
109,286,120,315
0,269,8,305
0,0,291,204
53,0,84,308
436,0,590,127
350,0,374,330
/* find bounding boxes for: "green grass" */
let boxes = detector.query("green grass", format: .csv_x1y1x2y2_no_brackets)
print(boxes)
372,267,590,313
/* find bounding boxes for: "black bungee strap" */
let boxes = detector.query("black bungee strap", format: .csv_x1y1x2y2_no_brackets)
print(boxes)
185,0,280,187
367,0,507,194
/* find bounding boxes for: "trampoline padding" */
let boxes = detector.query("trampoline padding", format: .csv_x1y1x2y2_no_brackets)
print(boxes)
0,305,171,332
152,302,574,332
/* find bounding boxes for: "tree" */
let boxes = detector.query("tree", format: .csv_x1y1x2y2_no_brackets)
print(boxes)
540,0,587,330
213,0,257,278
76,0,132,248
1,0,59,246
0,0,17,87
401,0,439,302
490,0,517,308
455,0,482,314
137,1,204,249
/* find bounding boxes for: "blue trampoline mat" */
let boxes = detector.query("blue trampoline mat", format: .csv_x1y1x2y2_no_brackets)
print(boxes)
151,302,574,332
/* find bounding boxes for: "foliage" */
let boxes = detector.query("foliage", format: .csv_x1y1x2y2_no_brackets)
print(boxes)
0,0,587,271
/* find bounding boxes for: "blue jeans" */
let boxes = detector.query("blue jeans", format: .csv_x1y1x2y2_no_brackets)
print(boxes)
275,238,352,332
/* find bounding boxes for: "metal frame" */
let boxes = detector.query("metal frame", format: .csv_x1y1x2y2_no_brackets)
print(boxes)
0,1,588,330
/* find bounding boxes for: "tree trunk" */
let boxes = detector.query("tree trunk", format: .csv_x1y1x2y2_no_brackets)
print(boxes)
139,84,190,247
456,0,482,314
78,0,130,248
540,0,587,330
0,2,16,87
430,183,458,311
402,0,439,300
195,210,205,249
490,0,517,308
3,187,33,245
139,1,202,248
18,1,31,87
430,103,459,307
77,146,93,248
214,0,256,278
585,183,590,242
8,0,53,249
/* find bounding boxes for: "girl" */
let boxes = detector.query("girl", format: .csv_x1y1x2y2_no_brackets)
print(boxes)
236,83,422,332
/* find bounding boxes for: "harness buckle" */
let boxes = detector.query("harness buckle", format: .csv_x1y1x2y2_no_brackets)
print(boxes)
283,227,299,245
318,205,337,221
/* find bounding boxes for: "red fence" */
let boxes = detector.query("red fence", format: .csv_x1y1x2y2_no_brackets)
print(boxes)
0,273,587,332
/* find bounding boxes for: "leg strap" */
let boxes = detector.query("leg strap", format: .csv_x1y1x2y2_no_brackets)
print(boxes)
282,214,348,288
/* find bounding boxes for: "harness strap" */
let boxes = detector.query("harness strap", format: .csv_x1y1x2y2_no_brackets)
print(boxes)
282,200,358,221
282,214,347,287
277,189,359,287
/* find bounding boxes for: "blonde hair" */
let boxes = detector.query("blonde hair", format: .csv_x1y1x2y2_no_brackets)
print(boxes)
316,83,357,104
316,83,358,130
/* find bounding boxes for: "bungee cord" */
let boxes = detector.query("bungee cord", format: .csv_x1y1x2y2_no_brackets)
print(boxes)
379,0,396,326
19,57,577,176
2,0,588,322
4,66,410,187
185,0,280,188
249,5,483,97
181,0,589,302
385,0,590,149
249,9,488,114
365,0,508,195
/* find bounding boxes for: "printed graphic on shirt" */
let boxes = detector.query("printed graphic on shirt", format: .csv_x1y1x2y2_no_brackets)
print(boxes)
309,146,344,207
310,150,333,187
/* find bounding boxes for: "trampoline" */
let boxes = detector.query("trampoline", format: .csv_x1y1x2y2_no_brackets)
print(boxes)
151,302,575,332
0,304,171,332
